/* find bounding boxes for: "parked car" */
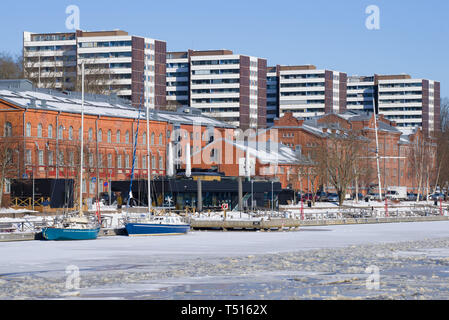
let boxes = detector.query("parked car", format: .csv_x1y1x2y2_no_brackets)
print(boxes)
407,193,425,201
431,193,445,201
316,191,328,202
365,193,378,201
351,193,364,201
302,193,318,201
326,193,339,202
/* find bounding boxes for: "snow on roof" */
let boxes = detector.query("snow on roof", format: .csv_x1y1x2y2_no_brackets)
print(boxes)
0,88,235,129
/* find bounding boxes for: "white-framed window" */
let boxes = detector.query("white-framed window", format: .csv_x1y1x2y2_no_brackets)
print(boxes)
151,155,156,169
25,149,32,164
98,129,102,142
151,133,155,145
107,130,112,143
88,128,93,141
142,132,147,145
48,124,53,138
142,155,147,169
38,150,44,165
117,154,122,168
26,122,31,137
37,123,42,138
159,156,164,170
58,151,64,166
89,180,96,195
48,151,54,166
68,126,73,140
125,154,130,168
125,131,130,144
58,125,63,140
159,133,163,145
88,153,94,167
4,179,11,194
4,122,12,137
69,152,74,166
116,130,121,143
107,154,112,168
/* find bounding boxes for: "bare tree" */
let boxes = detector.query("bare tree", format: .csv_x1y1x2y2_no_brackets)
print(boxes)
0,141,18,207
0,52,23,79
314,130,372,206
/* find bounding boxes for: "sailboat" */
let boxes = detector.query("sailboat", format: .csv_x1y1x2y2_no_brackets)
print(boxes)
42,63,101,240
124,101,190,236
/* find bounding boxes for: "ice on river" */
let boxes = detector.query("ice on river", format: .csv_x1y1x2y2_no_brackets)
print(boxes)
1,221,449,300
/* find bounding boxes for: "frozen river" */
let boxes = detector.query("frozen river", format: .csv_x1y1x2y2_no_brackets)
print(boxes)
1,221,449,299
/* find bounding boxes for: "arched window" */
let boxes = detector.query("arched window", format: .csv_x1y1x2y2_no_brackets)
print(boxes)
98,129,102,142
26,122,31,137
37,123,42,138
116,130,121,143
47,124,53,138
4,122,12,137
151,133,155,145
68,126,73,140
88,128,93,141
159,133,163,145
58,125,63,140
107,130,112,143
142,132,147,145
125,131,130,144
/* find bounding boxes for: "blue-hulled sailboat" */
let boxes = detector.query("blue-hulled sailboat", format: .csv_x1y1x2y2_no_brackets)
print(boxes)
123,86,190,237
42,62,100,241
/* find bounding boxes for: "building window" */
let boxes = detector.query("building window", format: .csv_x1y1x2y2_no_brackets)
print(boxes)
4,179,10,194
69,152,74,166
26,122,32,137
107,130,112,143
98,129,102,142
88,128,93,141
151,133,155,145
125,154,130,168
48,124,53,138
25,149,32,164
142,155,147,169
89,180,96,195
142,132,147,145
107,154,112,168
37,123,42,138
125,131,130,144
159,156,164,170
68,126,73,140
48,151,54,166
159,133,163,145
117,154,122,168
98,154,103,168
116,130,121,143
38,150,44,165
58,151,64,166
151,155,156,169
4,122,12,137
88,153,94,167
58,125,63,140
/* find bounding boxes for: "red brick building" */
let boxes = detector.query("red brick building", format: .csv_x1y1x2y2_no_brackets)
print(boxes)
0,80,234,206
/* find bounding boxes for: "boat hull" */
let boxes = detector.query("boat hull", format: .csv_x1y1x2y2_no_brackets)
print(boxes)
125,223,190,236
42,227,100,241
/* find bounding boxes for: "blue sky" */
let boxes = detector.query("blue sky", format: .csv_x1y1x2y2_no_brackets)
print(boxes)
1,0,448,97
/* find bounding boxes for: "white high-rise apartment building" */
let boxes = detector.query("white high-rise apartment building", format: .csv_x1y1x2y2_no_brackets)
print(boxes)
166,51,190,107
275,65,347,119
376,74,441,135
166,49,267,129
346,75,375,112
23,30,167,109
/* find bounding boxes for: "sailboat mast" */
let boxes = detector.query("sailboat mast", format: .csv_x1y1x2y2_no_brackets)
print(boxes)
373,96,383,201
146,104,152,212
79,62,85,216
